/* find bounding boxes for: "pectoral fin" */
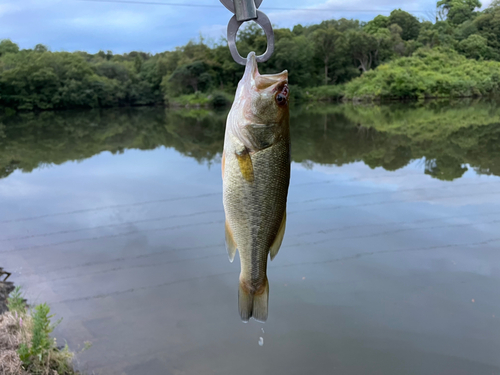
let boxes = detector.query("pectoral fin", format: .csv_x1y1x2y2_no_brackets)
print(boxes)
235,148,254,183
225,220,237,263
269,211,287,261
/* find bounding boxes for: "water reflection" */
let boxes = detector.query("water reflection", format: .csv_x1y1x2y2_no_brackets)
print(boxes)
2,99,500,181
2,101,500,375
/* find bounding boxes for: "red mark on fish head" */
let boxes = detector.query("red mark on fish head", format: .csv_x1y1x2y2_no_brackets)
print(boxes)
275,83,289,107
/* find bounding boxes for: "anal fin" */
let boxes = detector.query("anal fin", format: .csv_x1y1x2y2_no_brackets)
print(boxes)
270,211,286,261
225,220,237,263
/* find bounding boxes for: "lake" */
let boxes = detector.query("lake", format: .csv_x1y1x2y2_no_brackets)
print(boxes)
1,100,500,375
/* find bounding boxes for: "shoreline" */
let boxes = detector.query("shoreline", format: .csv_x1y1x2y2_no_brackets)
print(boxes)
1,94,498,116
0,268,14,315
0,272,81,375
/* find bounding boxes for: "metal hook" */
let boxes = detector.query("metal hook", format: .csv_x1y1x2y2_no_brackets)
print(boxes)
219,0,263,16
227,10,274,66
220,0,274,66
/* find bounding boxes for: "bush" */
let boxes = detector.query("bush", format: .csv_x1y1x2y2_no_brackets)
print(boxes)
6,286,25,313
210,91,232,108
344,48,500,101
1,287,82,375
304,85,345,102
168,91,210,107
288,84,305,102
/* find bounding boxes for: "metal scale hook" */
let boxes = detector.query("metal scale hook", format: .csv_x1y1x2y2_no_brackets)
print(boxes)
220,0,275,65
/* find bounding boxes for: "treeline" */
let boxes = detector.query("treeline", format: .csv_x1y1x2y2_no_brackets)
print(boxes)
2,100,500,181
1,0,500,110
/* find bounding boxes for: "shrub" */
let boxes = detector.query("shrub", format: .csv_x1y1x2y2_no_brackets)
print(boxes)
210,91,231,108
304,85,345,102
2,287,80,374
6,286,26,313
344,48,500,101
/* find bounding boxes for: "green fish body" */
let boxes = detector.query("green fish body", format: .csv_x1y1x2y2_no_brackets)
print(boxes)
222,52,290,322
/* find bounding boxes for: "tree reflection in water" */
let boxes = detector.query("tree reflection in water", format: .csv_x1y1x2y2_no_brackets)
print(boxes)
2,99,500,181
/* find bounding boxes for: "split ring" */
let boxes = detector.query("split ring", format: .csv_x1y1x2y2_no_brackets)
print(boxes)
226,10,274,66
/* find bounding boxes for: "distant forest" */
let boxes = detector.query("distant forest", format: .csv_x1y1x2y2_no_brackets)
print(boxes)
1,0,500,110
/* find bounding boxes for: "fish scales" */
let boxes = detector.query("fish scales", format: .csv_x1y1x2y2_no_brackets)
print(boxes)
224,137,290,282
222,52,290,322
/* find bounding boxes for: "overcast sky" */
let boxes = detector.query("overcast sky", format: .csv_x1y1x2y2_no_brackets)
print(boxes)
0,0,493,54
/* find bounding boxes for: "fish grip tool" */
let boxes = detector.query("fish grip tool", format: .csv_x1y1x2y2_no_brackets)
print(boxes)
220,0,274,65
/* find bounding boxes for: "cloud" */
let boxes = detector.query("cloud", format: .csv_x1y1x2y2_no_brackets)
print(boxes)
266,0,434,26
294,160,500,208
481,0,495,9
0,0,453,53
0,3,21,16
198,23,227,45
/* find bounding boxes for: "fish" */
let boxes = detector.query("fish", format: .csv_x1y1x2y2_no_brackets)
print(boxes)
222,52,290,323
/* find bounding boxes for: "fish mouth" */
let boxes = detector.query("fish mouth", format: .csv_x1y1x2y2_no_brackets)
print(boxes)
243,52,288,91
242,52,259,85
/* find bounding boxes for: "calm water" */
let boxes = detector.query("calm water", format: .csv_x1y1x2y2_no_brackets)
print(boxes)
1,101,500,374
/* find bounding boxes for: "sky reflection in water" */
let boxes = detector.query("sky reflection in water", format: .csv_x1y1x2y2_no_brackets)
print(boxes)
1,102,500,375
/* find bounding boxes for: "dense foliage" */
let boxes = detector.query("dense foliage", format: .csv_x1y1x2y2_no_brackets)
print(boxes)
344,48,500,99
1,0,500,109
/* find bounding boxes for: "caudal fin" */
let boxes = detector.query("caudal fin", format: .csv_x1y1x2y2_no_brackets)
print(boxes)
238,278,269,323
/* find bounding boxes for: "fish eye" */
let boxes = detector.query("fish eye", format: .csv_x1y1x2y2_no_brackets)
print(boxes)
275,93,287,106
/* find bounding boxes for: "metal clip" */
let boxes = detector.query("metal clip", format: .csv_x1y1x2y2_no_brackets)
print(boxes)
220,0,274,66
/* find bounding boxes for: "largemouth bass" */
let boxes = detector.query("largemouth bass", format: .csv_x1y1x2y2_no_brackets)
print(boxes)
222,52,290,322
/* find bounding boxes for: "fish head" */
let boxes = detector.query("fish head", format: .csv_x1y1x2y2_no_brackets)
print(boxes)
233,52,289,130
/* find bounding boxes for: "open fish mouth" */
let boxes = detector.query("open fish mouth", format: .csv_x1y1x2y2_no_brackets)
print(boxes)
242,52,288,91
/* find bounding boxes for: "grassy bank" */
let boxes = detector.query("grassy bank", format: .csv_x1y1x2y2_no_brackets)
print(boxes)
0,286,85,375
0,275,14,314
167,91,233,108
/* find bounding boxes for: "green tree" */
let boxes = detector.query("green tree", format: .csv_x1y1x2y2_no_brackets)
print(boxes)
388,24,407,56
34,44,48,53
346,30,394,72
0,39,19,56
474,0,500,52
364,15,389,34
166,61,212,95
433,21,458,47
458,34,494,59
388,9,421,41
438,0,482,24
134,54,143,73
273,34,314,87
312,26,342,84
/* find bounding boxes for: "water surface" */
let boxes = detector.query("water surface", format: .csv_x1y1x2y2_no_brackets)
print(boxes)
1,101,500,375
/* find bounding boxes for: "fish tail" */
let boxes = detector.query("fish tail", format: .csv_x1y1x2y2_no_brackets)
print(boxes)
238,278,269,323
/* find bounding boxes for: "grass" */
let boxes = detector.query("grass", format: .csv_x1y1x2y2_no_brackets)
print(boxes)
0,286,87,375
167,91,233,108
302,85,346,102
6,286,25,313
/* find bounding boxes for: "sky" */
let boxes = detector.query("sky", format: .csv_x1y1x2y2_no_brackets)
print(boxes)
0,0,494,54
